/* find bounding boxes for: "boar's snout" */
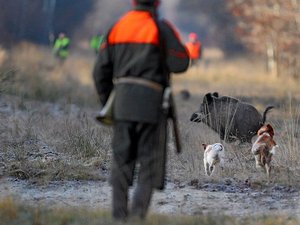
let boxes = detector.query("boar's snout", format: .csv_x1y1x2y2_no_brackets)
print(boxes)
190,112,205,123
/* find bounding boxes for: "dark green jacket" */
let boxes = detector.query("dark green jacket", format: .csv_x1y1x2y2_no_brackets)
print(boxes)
93,6,189,123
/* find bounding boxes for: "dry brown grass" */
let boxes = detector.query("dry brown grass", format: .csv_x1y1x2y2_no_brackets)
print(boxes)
0,43,110,183
1,43,300,187
0,98,111,184
1,43,300,224
170,59,300,186
0,197,298,225
1,42,97,106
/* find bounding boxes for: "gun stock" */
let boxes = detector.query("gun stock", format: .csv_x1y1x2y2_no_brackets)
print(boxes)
162,87,182,154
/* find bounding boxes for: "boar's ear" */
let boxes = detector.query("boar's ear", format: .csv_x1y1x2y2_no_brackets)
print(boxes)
203,93,213,104
202,143,207,150
212,92,219,98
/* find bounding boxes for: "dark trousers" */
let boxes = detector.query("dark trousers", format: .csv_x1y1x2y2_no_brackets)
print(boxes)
110,120,167,220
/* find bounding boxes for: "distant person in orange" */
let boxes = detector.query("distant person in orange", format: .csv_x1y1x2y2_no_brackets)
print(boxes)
186,32,202,66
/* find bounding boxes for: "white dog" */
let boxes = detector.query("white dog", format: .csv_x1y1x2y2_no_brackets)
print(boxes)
202,143,225,176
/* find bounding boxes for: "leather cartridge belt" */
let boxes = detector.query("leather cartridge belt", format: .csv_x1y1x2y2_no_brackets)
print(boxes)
115,77,163,92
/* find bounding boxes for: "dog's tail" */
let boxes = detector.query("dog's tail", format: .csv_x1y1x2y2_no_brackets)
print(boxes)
262,106,274,124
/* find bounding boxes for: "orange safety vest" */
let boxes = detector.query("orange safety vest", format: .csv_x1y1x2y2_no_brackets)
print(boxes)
109,10,160,45
186,41,201,59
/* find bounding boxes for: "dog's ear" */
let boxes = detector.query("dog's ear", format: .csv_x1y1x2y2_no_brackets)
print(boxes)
266,124,274,137
202,143,207,150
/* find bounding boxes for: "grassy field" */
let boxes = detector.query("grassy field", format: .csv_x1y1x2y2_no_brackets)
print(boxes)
1,43,300,224
1,44,300,181
0,197,298,225
171,61,300,185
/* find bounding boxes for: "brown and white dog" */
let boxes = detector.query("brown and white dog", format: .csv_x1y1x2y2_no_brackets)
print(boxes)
202,143,225,176
251,123,278,179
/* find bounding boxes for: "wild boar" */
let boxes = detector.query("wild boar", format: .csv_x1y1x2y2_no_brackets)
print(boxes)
190,92,274,143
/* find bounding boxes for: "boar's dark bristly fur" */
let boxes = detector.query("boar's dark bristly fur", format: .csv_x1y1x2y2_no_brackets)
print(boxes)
190,92,274,143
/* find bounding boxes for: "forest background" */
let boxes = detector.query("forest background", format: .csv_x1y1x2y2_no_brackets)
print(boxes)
0,0,298,77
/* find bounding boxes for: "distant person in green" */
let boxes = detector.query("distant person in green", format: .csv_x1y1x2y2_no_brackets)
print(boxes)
90,34,104,54
53,32,70,62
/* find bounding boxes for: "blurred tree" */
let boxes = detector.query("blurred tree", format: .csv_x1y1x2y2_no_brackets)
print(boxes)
227,0,300,78
74,0,129,42
176,0,245,55
43,0,56,45
0,0,37,45
0,0,93,47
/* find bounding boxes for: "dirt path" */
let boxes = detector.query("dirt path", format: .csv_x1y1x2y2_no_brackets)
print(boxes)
0,177,299,217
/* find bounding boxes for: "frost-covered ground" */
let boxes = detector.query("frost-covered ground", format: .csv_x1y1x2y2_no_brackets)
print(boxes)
1,177,299,218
